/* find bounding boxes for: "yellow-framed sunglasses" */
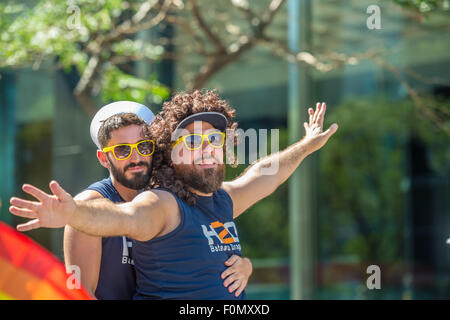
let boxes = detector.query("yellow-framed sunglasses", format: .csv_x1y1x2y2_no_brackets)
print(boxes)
172,132,225,150
102,140,155,160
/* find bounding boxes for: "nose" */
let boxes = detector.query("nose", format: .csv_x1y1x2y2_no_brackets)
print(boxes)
129,146,141,161
191,137,214,163
200,136,224,164
201,137,215,155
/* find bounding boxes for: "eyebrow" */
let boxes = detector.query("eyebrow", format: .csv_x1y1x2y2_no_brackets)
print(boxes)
107,139,147,146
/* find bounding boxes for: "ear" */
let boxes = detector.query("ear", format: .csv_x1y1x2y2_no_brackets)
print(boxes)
97,150,110,169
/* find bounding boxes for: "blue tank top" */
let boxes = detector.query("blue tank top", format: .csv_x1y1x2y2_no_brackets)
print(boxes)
85,177,136,300
132,188,246,300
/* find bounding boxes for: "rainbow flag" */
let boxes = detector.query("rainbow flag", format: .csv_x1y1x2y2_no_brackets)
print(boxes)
0,222,92,300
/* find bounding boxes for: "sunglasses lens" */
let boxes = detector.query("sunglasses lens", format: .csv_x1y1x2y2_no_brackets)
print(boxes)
113,145,131,159
185,135,203,149
137,141,154,155
208,133,224,147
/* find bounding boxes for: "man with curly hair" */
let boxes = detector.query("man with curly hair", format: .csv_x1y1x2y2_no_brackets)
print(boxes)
10,90,338,300
64,100,252,299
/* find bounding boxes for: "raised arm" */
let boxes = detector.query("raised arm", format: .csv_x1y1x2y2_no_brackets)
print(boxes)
223,102,338,218
9,181,171,242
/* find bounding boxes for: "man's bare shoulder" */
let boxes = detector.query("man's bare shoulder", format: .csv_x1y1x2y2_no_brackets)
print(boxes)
135,189,180,238
221,182,234,194
135,189,178,213
157,190,179,220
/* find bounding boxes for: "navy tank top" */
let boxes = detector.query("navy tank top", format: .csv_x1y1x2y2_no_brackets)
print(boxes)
85,177,136,300
132,188,246,300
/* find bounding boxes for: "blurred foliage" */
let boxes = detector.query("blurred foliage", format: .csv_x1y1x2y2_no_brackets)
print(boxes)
393,0,450,14
227,129,290,259
229,96,448,263
0,0,169,105
318,97,449,264
102,66,167,104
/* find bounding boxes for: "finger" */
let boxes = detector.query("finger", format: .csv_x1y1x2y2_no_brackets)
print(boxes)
221,266,235,280
10,197,41,211
318,102,326,128
312,102,321,123
308,108,314,123
323,123,339,138
22,184,49,203
303,122,309,132
223,273,239,288
17,219,41,232
228,279,242,294
225,254,239,266
49,180,71,201
235,279,247,297
9,206,38,219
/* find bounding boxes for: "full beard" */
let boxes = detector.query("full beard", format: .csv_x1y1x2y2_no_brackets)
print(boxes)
175,164,225,194
109,160,151,190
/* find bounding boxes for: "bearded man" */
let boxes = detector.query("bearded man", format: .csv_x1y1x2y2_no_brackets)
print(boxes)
9,90,338,300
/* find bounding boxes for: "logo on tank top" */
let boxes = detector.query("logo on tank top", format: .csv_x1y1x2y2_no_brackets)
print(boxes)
201,221,241,253
121,236,134,265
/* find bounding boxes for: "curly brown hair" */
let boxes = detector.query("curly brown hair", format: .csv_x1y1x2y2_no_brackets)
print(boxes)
145,89,238,205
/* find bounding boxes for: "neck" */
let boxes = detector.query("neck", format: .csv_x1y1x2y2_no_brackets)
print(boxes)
110,175,140,202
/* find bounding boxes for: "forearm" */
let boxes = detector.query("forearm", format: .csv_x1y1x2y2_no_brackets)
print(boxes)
225,102,336,218
226,138,312,216
249,137,311,192
69,198,135,238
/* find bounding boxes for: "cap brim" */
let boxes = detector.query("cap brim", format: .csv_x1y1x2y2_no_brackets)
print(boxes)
175,112,228,133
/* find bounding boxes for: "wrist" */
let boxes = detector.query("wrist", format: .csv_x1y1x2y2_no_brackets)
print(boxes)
67,199,79,226
243,257,253,276
298,138,314,157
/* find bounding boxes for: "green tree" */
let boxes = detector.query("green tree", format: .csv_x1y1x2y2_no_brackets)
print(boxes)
1,0,448,130
0,0,171,115
318,97,449,265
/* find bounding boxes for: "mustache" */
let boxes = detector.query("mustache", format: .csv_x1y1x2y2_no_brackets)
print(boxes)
124,161,150,172
193,156,222,165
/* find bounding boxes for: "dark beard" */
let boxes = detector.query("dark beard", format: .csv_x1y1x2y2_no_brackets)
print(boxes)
109,158,151,190
176,164,225,194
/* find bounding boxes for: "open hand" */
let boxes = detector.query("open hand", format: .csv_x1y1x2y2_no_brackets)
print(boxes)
221,255,253,297
303,102,338,153
9,181,75,232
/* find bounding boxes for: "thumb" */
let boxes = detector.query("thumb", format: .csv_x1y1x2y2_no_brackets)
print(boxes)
303,122,308,131
49,180,71,201
323,123,338,138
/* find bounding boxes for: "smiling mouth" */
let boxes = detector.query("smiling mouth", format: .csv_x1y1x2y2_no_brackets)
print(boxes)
194,159,219,167
197,163,217,168
194,157,220,166
127,166,146,172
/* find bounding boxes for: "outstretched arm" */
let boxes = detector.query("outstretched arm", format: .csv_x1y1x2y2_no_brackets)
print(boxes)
10,181,170,242
223,102,338,218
